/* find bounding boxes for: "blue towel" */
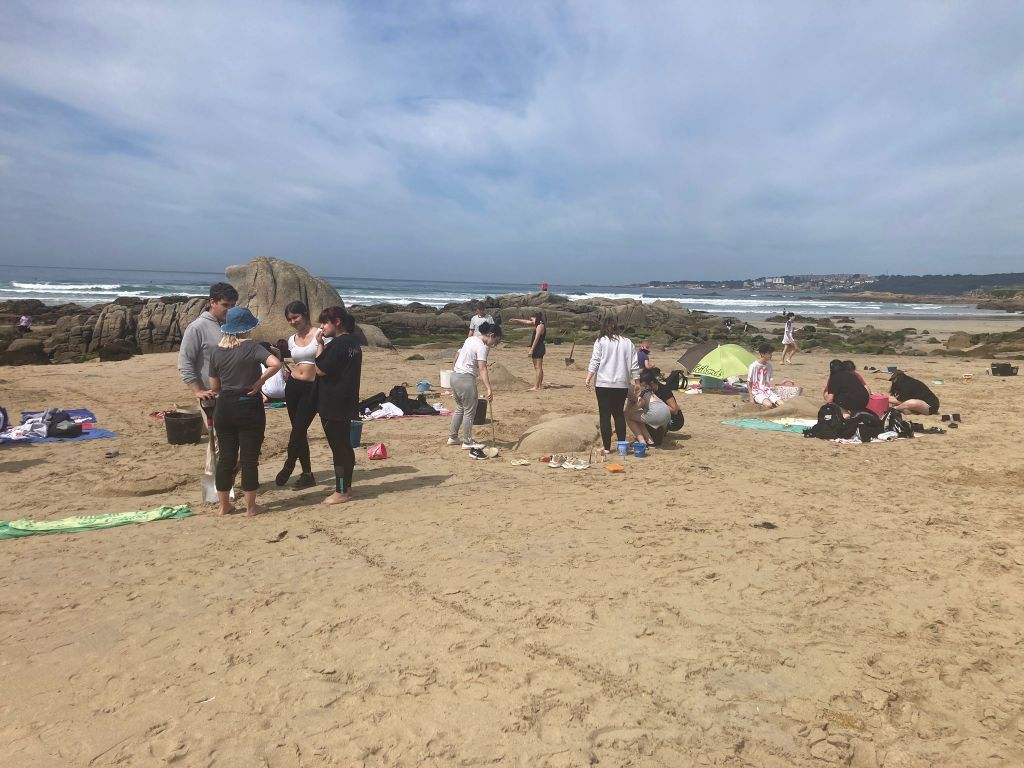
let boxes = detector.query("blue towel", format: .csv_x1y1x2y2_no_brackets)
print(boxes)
2,409,115,445
721,418,810,434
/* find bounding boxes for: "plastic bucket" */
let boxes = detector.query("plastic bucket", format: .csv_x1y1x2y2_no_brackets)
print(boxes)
164,411,203,445
350,420,363,448
633,441,647,458
473,399,488,425
866,393,888,418
886,366,898,373
440,369,453,388
616,440,629,457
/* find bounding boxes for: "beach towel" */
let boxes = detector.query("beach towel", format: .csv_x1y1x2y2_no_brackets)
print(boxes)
0,408,117,445
0,505,193,540
722,417,816,434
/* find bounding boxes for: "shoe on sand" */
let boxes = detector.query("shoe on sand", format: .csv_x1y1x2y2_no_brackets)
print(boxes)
468,447,487,459
548,454,566,468
292,472,316,490
461,441,485,450
562,456,590,470
446,437,460,446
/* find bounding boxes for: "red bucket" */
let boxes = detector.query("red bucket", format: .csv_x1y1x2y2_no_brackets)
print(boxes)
866,393,888,418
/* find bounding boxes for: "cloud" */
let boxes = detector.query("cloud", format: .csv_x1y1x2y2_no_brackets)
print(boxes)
1,0,1023,281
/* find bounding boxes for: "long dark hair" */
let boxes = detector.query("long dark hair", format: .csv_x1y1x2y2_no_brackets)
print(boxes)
530,310,545,323
600,316,619,340
284,300,309,320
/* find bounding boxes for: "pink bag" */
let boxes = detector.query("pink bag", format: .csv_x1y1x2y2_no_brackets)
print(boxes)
866,393,889,418
367,442,388,460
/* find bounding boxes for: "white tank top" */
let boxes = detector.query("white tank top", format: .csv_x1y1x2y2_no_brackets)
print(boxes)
289,333,329,365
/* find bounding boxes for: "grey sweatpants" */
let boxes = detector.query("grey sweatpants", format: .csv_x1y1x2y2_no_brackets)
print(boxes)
448,372,479,444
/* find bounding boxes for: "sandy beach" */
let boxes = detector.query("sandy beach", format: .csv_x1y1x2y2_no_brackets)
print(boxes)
2,339,1023,767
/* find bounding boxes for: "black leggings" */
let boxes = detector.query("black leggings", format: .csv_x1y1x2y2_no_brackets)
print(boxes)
214,395,266,492
284,376,317,473
595,386,628,450
321,417,355,494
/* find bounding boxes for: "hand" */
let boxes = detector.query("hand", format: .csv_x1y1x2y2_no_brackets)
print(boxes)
585,378,593,390
315,328,324,344
485,390,493,402
198,390,217,401
246,382,262,397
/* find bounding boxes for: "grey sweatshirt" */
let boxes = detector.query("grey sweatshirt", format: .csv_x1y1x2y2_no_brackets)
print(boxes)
177,311,223,389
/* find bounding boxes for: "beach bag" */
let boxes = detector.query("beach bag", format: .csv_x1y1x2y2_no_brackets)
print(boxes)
803,403,847,440
882,408,914,439
358,392,388,414
367,442,388,460
668,410,684,431
666,370,688,391
846,410,884,442
387,385,413,414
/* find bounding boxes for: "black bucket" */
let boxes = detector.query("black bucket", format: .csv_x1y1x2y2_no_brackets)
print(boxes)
473,398,488,425
165,411,204,444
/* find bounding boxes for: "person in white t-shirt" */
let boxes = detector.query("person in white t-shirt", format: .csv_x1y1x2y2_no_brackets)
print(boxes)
448,322,502,453
781,312,798,364
748,343,781,408
468,302,495,337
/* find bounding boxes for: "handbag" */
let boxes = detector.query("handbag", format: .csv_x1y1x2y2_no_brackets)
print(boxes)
367,442,388,460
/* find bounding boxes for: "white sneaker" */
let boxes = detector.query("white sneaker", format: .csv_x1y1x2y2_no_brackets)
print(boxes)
461,441,485,450
446,437,460,446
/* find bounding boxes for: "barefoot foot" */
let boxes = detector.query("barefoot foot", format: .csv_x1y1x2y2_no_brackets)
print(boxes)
245,504,266,518
322,491,352,505
218,505,236,517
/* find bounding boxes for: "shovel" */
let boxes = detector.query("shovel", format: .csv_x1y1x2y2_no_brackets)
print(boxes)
564,338,576,367
483,401,500,458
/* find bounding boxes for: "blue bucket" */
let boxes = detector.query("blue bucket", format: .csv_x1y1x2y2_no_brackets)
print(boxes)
350,420,363,448
633,441,647,458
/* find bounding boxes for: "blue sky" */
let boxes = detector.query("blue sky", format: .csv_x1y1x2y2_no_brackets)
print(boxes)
1,1,1023,282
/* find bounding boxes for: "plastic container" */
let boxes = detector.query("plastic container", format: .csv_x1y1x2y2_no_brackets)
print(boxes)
866,393,889,418
164,411,203,445
633,441,647,458
616,440,629,457
473,399,488,425
440,369,453,388
886,365,898,373
991,363,1018,376
350,420,363,448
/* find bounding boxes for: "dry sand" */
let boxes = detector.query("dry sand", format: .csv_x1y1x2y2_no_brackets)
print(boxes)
1,341,1023,767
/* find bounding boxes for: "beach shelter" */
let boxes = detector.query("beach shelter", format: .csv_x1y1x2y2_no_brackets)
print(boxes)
688,344,756,380
676,342,718,374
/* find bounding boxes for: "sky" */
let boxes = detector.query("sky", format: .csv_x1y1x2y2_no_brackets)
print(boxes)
1,0,1023,283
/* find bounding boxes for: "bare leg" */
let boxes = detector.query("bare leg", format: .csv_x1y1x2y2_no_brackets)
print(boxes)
893,399,931,415
217,490,235,517
244,490,265,517
528,358,543,391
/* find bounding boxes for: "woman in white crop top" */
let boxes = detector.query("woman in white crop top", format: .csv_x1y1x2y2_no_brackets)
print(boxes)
275,301,323,489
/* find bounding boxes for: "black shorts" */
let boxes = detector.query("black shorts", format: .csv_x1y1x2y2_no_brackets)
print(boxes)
531,342,546,359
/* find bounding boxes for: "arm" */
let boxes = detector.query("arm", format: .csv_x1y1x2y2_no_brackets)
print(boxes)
177,325,214,398
477,359,493,401
248,355,282,396
209,375,221,394
630,347,640,381
585,340,602,388
507,317,533,325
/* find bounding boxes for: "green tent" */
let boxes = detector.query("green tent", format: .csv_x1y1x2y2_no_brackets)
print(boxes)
688,344,756,381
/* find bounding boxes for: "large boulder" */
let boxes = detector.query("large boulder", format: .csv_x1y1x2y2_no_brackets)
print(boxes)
88,304,136,353
946,331,972,350
226,257,343,343
514,414,600,454
354,323,392,349
136,297,206,353
0,337,49,366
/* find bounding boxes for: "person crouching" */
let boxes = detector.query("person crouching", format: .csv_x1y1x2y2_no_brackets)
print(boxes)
208,307,282,517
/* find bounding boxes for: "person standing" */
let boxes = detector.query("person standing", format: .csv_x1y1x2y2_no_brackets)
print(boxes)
781,312,798,364
585,317,640,454
275,301,323,490
447,321,501,454
468,302,494,338
178,282,239,400
208,307,281,517
314,307,362,505
509,310,546,391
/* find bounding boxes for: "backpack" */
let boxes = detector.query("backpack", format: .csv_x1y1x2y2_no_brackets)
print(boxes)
666,370,689,391
882,407,914,439
803,402,847,440
845,410,885,443
386,385,413,414
358,392,388,414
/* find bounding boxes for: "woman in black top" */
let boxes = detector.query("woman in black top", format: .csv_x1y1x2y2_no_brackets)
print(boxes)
823,358,870,414
208,307,282,517
314,306,362,505
509,310,546,391
888,370,940,415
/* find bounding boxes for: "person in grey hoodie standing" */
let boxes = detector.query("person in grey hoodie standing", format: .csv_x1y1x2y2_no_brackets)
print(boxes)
178,282,239,400
585,316,640,455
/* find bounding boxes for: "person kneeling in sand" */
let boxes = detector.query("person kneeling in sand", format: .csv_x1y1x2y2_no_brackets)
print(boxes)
625,369,672,446
888,370,940,415
208,307,282,517
748,344,781,409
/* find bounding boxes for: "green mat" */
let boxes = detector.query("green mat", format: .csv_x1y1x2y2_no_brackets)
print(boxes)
0,505,194,540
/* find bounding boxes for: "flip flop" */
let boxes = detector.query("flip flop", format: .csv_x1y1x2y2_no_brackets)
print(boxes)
509,458,531,466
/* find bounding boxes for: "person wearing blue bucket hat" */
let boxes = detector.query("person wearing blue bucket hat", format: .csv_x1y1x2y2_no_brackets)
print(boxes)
208,306,282,517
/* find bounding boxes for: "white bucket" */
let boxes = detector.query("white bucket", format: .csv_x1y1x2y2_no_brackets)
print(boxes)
440,369,453,388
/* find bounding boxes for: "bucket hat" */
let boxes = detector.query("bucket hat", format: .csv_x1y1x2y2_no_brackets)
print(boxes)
221,306,260,334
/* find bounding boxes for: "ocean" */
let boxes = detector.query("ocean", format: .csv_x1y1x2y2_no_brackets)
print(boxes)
0,264,1010,321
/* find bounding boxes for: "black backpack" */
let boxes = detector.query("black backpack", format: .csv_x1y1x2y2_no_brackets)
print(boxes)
882,407,914,439
845,410,884,442
803,402,847,440
386,385,413,414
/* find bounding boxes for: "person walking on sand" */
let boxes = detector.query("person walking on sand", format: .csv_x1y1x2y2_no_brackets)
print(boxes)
781,312,798,364
468,301,494,338
314,307,362,505
275,301,326,490
509,310,546,390
447,321,502,456
748,343,782,409
585,317,640,455
208,307,282,517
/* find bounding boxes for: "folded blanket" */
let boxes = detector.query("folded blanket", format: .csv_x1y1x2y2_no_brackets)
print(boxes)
0,505,193,540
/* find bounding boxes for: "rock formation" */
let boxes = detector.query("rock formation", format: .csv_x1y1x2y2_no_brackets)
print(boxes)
226,256,344,343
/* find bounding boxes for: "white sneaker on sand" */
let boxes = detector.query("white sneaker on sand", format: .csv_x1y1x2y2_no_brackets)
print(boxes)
461,442,485,450
446,437,460,446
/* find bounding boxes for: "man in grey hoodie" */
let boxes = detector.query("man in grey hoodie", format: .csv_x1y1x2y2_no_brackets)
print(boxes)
178,282,239,399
